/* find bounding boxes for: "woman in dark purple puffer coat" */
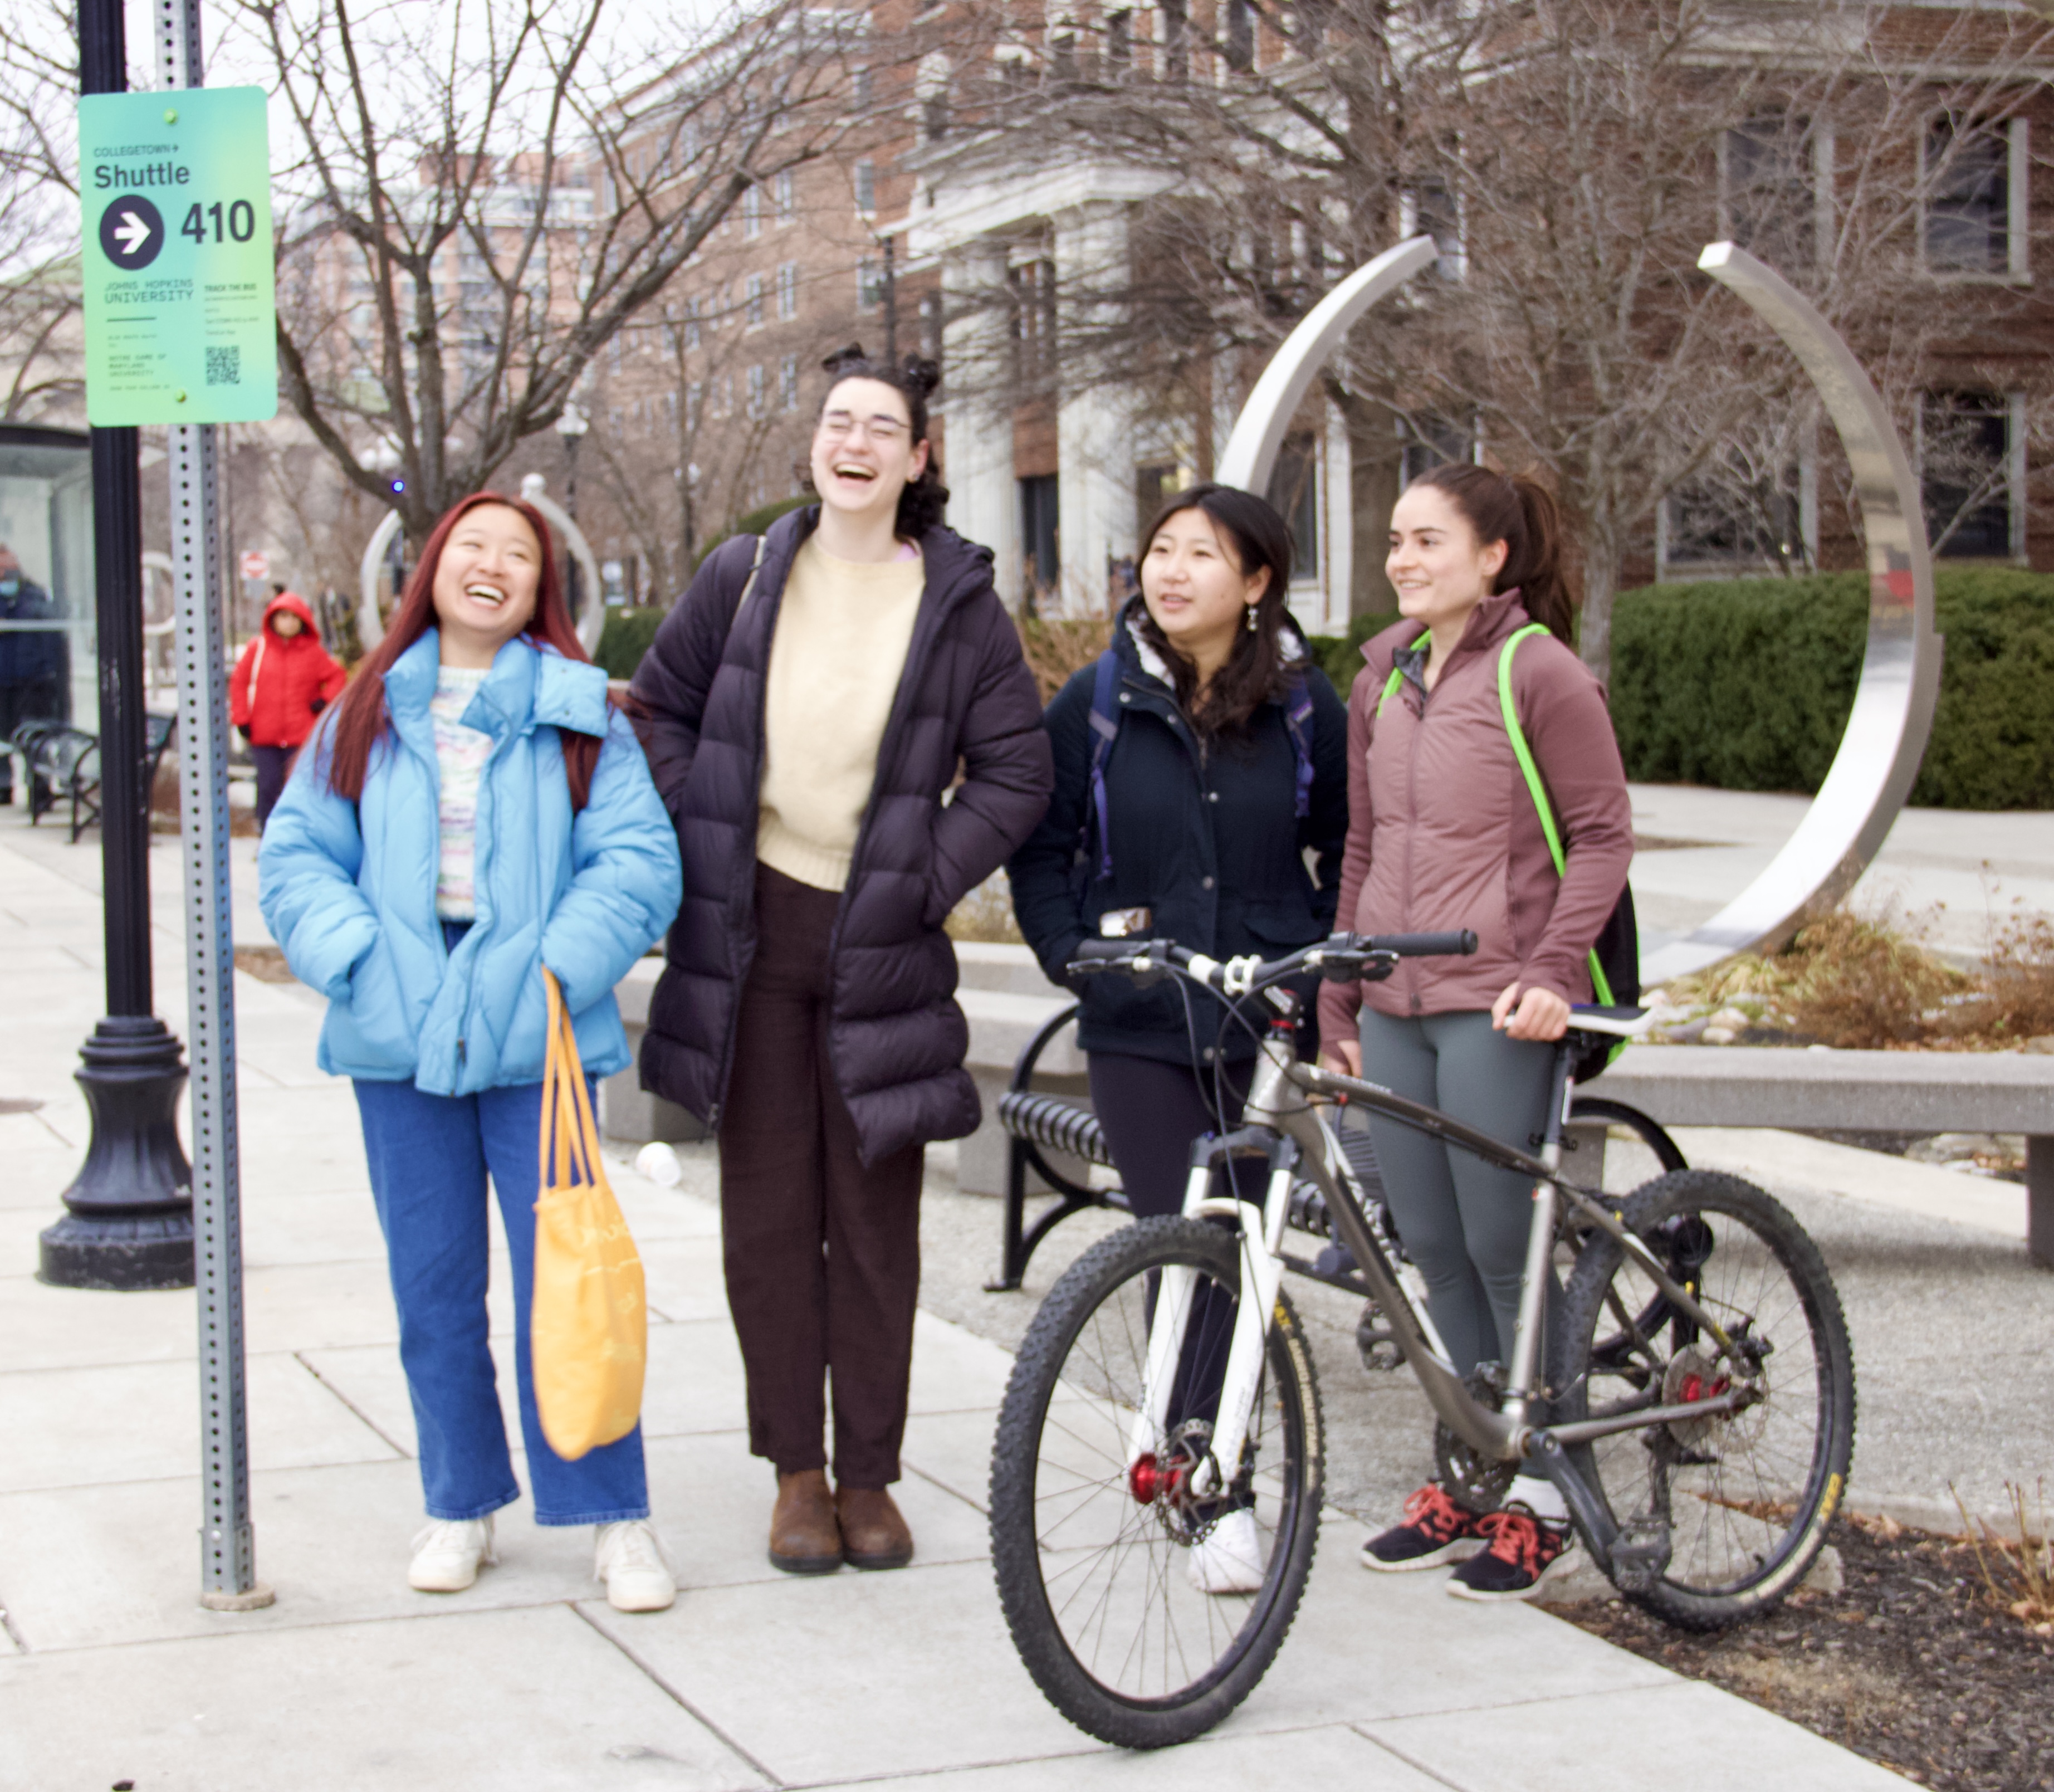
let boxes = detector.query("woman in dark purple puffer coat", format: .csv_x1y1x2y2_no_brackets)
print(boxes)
628,348,1051,1576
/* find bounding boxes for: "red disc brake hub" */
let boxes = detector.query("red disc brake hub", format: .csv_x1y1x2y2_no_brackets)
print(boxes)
1128,1452,1186,1505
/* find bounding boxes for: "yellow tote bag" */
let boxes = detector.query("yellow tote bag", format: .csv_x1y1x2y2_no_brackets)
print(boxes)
531,968,647,1461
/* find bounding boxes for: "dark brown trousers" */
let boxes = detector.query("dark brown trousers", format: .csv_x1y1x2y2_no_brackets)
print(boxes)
718,863,925,1487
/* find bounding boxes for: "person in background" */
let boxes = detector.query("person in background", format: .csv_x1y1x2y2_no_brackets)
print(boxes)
232,587,348,828
259,494,683,1611
0,542,69,809
629,345,1052,1578
1007,482,1349,1596
1319,463,1632,1603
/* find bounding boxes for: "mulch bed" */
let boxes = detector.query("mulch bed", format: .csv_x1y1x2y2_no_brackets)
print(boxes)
1554,1518,2053,1790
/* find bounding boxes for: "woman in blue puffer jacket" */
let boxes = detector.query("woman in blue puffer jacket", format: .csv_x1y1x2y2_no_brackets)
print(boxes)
260,492,683,1612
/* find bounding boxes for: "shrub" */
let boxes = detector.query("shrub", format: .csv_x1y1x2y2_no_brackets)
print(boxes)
595,605,666,682
1304,608,1402,700
1608,568,2054,809
1016,616,1112,702
692,495,811,572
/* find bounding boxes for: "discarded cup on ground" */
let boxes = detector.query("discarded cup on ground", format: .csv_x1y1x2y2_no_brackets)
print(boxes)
633,1142,682,1188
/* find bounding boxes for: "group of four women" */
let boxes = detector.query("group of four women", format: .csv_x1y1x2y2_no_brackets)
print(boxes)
258,346,1632,1615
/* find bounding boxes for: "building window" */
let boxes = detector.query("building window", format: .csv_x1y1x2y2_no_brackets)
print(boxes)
1924,116,2023,279
858,257,883,310
1267,433,1319,568
1723,115,1814,271
1661,451,1811,574
1160,0,1189,83
683,296,702,350
855,159,877,216
743,185,762,239
1107,9,1132,74
918,53,950,143
1398,413,1473,487
745,274,765,328
1223,0,1255,72
774,169,795,224
777,262,799,321
1136,462,1189,521
1019,474,1060,601
781,354,799,411
1923,390,2018,558
747,363,766,417
1400,181,1464,280
919,291,943,361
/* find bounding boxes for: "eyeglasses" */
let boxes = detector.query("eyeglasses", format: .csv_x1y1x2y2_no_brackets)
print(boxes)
818,410,908,445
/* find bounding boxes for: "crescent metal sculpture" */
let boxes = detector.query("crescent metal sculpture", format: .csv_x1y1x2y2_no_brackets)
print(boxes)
356,476,605,657
1214,235,1942,988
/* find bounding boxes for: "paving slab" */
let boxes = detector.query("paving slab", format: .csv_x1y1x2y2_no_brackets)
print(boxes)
1359,1679,1912,1791
0,1603,769,1792
0,1351,400,1494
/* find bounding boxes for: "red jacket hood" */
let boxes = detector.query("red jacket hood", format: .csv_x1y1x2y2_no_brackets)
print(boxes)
263,590,318,639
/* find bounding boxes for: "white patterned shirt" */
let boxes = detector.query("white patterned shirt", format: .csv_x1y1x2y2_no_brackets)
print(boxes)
429,665,493,921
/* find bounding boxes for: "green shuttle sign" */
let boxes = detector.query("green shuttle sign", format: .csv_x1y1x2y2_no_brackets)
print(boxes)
79,87,278,426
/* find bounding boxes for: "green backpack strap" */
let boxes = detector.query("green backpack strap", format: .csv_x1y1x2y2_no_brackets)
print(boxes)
1497,624,1616,1008
1376,630,1432,717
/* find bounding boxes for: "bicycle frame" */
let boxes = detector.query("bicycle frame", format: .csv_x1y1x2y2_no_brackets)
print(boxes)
1143,1022,1755,1580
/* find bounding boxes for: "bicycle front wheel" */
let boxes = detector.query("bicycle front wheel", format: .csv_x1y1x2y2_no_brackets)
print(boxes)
1559,1170,1856,1629
989,1216,1323,1749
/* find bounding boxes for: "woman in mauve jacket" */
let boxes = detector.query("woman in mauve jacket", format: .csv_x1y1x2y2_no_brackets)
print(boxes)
1319,463,1633,1603
260,493,683,1612
629,346,1052,1577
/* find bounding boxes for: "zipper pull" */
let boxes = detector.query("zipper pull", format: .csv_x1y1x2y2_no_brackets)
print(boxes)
457,1037,467,1066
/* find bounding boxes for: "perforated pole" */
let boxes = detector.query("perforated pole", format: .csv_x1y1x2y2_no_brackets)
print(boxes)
158,0,269,1612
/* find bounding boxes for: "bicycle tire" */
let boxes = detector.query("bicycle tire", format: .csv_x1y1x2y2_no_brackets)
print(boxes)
989,1216,1323,1749
1569,1096,1688,1175
1558,1170,1855,1630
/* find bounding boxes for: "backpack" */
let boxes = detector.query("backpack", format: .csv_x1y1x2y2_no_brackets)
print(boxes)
1082,647,1316,882
1378,624,1639,1080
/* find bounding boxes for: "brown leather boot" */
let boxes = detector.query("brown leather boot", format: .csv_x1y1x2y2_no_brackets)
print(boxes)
835,1484,913,1570
769,1469,843,1575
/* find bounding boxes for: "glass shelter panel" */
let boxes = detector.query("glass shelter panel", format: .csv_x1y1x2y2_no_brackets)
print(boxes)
0,427,96,744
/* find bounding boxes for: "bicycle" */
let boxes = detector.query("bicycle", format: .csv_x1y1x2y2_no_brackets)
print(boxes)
987,931,1856,1750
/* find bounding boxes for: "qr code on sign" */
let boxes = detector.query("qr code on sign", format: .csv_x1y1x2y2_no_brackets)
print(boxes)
206,346,240,387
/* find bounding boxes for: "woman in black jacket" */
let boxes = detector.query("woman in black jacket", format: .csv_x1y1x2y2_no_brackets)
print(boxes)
629,348,1051,1578
1008,484,1348,1588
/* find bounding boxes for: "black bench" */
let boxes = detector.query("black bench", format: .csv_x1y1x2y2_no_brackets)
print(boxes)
987,1003,1689,1302
8,711,177,844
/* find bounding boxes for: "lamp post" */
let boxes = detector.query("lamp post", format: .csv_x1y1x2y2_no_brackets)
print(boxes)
557,401,589,622
41,0,195,1290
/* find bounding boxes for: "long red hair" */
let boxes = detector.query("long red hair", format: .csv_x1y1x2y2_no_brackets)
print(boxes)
322,492,604,810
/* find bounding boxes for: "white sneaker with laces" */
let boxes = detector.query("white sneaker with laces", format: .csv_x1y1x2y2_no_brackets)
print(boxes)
595,1519,677,1613
1187,1510,1266,1595
408,1516,496,1593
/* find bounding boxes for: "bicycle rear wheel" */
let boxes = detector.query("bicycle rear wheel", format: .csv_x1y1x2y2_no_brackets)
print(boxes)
989,1216,1323,1749
1558,1170,1855,1629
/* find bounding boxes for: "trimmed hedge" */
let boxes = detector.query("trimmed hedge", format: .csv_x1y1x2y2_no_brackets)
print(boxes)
1305,608,1402,699
1610,569,2054,810
595,606,666,682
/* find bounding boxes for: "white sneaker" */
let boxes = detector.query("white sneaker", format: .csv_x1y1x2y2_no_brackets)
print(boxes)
594,1520,677,1613
408,1517,496,1592
1187,1510,1267,1595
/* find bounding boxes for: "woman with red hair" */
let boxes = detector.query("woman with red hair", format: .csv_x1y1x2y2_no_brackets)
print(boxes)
258,494,683,1610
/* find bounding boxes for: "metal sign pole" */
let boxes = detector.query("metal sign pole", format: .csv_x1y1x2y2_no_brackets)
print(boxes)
156,0,269,1613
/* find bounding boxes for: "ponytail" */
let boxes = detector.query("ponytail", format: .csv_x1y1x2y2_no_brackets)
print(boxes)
1409,462,1577,646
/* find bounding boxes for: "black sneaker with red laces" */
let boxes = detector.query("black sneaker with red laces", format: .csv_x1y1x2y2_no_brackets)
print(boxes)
1360,1483,1486,1573
1445,1504,1574,1601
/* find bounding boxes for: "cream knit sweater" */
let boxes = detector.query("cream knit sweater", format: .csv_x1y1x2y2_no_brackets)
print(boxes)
756,535,925,892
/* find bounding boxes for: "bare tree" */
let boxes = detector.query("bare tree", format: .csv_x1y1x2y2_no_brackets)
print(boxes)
0,1,86,422
239,0,882,542
962,1,2054,673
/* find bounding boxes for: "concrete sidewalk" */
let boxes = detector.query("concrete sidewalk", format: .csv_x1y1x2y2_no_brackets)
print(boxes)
0,814,1909,1790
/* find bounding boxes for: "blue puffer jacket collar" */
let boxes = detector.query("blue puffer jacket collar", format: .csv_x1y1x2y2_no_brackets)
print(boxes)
258,631,683,1097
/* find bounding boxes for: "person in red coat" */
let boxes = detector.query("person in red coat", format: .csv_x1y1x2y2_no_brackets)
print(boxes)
231,588,348,826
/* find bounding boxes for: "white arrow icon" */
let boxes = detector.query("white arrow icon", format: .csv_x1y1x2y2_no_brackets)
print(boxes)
113,209,151,257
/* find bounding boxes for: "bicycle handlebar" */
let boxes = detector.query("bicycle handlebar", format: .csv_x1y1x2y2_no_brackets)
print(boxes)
1067,929,1477,994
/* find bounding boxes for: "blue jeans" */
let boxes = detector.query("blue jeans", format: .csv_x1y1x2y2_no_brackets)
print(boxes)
353,1075,650,1525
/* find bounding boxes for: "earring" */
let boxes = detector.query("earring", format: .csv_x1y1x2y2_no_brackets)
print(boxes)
1245,604,1259,633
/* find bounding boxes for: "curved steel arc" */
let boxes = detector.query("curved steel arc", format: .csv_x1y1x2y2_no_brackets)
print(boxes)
1215,235,1440,495
1641,245,1943,984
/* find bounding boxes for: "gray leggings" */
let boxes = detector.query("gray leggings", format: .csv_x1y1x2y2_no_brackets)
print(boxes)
1358,1009,1557,1378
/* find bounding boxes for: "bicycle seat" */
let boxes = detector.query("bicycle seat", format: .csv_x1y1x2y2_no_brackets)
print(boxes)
1565,1004,1652,1039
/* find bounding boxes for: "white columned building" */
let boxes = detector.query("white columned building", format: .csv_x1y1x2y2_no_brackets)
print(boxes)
1050,199,1136,614
939,237,1020,605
